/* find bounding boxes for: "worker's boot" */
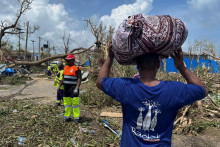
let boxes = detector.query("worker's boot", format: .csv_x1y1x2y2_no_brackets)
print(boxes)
74,118,81,124
55,101,61,106
65,118,71,122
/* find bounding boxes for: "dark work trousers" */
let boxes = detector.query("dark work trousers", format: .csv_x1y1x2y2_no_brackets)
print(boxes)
57,89,64,102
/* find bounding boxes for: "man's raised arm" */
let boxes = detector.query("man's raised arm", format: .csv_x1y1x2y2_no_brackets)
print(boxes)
173,49,208,96
96,45,114,90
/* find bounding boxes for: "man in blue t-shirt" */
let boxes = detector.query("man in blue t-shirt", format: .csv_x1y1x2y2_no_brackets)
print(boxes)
96,46,208,147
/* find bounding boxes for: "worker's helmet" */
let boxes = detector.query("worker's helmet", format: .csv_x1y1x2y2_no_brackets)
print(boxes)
66,54,75,60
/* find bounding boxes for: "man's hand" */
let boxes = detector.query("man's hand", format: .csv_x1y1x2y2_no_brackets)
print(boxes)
108,44,114,58
73,87,79,95
172,47,208,96
172,48,185,70
57,85,60,93
96,44,114,90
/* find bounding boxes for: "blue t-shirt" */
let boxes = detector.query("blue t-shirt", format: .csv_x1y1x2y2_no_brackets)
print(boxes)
101,77,205,147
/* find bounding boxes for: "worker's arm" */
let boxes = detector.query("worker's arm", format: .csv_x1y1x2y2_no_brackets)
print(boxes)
76,78,81,88
173,49,208,97
59,76,64,88
75,67,82,88
73,69,82,95
96,45,114,90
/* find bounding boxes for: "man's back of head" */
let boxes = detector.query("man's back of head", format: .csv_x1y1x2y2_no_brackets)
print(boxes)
136,53,160,71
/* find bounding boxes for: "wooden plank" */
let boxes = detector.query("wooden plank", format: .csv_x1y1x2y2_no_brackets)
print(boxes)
100,112,123,118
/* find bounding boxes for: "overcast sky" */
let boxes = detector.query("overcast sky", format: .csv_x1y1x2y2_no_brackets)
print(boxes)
0,0,219,55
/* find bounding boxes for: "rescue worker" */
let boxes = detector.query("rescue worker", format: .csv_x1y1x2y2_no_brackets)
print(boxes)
54,62,64,106
47,65,52,78
52,63,58,75
59,54,82,122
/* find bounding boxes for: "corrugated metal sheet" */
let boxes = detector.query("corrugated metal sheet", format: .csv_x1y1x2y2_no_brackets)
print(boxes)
164,58,219,73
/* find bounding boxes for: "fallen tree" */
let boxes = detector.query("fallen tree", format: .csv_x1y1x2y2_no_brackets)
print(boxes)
8,45,95,67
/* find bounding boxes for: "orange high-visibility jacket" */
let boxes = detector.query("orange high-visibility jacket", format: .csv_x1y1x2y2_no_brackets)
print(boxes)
63,65,81,86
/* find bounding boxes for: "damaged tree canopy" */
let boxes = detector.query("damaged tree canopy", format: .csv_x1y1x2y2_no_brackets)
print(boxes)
0,0,33,48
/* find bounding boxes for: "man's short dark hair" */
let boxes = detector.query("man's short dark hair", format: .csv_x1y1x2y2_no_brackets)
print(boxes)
136,53,160,70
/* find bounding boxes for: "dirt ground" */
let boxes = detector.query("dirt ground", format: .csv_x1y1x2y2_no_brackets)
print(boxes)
13,75,57,104
0,74,219,146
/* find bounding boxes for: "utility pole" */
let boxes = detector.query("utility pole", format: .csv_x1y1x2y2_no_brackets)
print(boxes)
16,27,24,61
25,21,29,61
31,40,35,61
18,30,21,60
52,46,56,55
47,40,50,49
38,36,41,60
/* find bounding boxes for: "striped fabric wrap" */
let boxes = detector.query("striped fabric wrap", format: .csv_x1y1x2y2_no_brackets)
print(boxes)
112,14,188,65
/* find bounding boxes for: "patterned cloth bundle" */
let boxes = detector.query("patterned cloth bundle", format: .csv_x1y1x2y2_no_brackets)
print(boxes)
112,14,188,65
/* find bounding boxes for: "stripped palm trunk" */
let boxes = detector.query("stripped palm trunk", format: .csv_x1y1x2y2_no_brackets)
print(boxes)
150,109,161,131
143,105,152,131
137,107,145,129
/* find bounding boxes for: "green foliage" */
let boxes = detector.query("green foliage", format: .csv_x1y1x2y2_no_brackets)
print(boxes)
0,100,121,146
111,61,137,78
0,75,28,85
30,66,43,73
1,40,13,56
194,66,219,95
187,121,220,134
80,81,120,108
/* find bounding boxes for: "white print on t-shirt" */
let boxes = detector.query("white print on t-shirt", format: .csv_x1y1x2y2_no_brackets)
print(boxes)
134,99,161,141
150,109,161,131
137,107,145,129
137,99,160,131
131,126,160,141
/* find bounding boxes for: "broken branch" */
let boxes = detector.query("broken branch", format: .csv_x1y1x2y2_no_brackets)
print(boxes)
11,47,93,66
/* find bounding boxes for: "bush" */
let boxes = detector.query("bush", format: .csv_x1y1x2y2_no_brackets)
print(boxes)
30,66,44,73
0,75,29,85
80,81,120,109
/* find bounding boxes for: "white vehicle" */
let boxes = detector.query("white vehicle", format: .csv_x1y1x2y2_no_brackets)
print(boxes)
50,61,60,67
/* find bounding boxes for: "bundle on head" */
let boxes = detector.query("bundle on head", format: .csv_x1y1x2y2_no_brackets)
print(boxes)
112,14,188,65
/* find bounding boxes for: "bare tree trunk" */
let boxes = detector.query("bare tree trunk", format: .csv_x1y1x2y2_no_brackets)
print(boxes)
25,21,29,60
10,47,93,66
38,36,41,60
63,31,71,54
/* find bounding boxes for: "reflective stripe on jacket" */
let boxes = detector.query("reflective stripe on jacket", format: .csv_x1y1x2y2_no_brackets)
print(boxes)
54,70,64,89
47,66,51,70
63,65,81,86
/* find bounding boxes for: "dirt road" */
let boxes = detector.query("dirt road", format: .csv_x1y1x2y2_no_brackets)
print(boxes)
13,75,57,104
